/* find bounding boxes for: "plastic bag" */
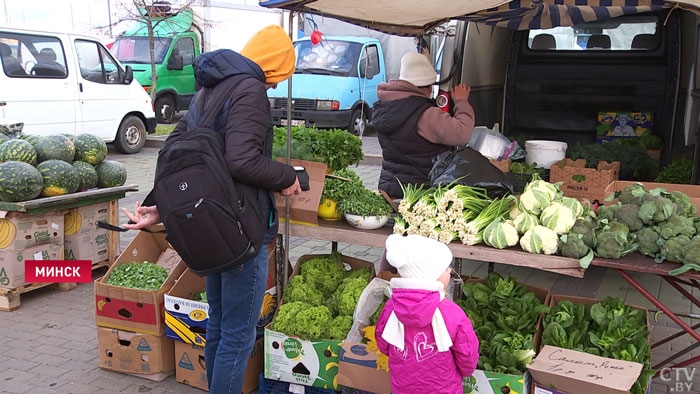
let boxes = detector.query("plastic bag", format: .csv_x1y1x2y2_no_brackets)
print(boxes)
347,277,392,342
429,147,515,198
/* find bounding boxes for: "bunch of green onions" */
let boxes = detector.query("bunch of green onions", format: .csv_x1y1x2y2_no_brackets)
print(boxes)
394,180,513,245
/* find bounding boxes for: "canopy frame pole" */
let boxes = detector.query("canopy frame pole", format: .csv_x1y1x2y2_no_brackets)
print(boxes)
283,9,295,291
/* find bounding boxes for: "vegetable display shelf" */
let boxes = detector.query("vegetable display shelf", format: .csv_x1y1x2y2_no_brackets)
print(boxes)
276,218,700,377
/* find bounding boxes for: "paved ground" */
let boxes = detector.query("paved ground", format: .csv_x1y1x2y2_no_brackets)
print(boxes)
2,134,700,393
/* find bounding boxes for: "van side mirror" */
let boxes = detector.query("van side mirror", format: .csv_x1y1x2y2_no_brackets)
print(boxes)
168,54,183,70
124,65,134,84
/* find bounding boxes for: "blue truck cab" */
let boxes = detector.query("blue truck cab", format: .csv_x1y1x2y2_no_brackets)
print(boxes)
267,36,386,135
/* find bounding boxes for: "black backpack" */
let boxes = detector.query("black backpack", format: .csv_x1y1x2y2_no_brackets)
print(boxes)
152,78,266,276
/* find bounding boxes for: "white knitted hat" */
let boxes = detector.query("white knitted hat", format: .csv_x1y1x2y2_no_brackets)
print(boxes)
398,52,437,87
385,234,452,281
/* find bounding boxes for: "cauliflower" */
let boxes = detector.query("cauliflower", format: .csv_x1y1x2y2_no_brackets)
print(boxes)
328,315,354,340
540,203,576,235
670,191,697,219
484,218,520,249
561,197,584,218
613,204,644,231
635,227,662,257
514,211,539,234
520,225,559,255
271,301,309,335
525,174,560,199
657,215,696,240
597,204,620,222
292,306,333,340
639,194,676,224
559,233,590,259
618,184,646,205
284,275,324,306
330,276,369,316
509,206,522,220
682,238,700,265
519,188,553,216
570,218,596,248
663,235,692,263
596,230,636,259
300,253,348,296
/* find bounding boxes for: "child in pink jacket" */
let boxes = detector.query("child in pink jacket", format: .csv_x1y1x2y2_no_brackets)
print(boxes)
375,234,479,394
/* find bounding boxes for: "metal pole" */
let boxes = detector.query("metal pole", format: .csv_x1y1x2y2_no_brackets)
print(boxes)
2,0,8,24
283,10,294,289
107,0,113,38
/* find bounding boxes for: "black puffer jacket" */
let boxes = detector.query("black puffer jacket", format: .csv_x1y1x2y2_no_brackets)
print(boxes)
164,49,296,242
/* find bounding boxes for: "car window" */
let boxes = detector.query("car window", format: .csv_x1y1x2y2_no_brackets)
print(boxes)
0,32,68,78
75,39,124,84
176,37,195,66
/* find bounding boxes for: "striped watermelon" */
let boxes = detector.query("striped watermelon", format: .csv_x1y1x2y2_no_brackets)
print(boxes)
18,134,41,147
37,160,80,197
0,135,9,145
35,135,75,163
0,139,38,165
72,161,98,190
96,160,127,188
0,161,44,202
74,134,108,165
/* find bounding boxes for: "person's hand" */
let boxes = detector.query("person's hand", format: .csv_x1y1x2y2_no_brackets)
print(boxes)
451,84,471,101
122,202,161,230
280,177,302,196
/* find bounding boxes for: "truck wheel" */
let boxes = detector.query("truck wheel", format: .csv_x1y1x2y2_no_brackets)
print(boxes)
155,96,176,124
348,109,367,136
114,115,146,154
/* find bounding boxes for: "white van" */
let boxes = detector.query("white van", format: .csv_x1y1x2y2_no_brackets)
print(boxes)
0,27,156,153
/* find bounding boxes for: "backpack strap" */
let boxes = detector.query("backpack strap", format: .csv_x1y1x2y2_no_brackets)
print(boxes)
97,221,166,234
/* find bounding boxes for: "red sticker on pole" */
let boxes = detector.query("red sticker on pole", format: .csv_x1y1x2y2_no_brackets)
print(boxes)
25,260,92,283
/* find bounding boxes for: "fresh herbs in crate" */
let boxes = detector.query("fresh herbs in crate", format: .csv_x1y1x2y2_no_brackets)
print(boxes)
106,261,168,290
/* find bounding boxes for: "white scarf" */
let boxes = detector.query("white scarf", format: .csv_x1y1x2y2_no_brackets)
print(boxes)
381,278,453,352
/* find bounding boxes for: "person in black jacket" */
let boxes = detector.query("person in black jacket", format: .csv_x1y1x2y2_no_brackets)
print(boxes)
123,25,301,394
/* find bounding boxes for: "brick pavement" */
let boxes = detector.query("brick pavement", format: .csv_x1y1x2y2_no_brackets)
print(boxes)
3,139,700,393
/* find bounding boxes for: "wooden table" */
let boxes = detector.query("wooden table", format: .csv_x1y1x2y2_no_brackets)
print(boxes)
276,218,700,373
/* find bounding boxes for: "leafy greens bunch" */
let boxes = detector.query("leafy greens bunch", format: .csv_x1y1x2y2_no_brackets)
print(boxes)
566,140,658,181
542,297,654,394
455,272,549,374
106,261,168,290
273,126,363,172
271,252,371,340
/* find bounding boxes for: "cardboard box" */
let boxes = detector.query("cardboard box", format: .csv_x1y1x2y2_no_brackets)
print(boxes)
0,242,63,288
605,181,700,214
275,159,327,226
0,211,64,251
528,346,643,394
550,159,620,202
94,227,187,335
165,244,287,345
65,202,109,235
264,254,375,390
174,338,263,393
489,158,512,173
64,230,109,264
338,341,390,394
97,327,175,376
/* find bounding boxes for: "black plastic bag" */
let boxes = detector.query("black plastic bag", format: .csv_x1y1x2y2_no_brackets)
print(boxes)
429,147,515,198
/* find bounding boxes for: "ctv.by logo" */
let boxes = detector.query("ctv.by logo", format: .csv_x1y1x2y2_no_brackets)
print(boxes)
660,367,696,392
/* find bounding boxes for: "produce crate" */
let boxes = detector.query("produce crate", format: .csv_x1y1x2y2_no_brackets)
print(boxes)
259,374,337,394
550,159,620,203
489,158,511,173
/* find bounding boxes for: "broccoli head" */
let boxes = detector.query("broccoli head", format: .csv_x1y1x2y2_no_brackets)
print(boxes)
570,218,597,248
657,215,696,240
271,301,309,335
618,184,646,205
292,306,333,340
670,191,698,219
596,204,620,222
694,218,700,235
663,235,692,263
284,275,325,306
640,194,676,224
596,230,636,259
682,238,700,265
613,204,644,231
331,276,369,316
300,253,348,296
560,233,590,259
608,221,630,237
635,227,661,257
328,315,354,340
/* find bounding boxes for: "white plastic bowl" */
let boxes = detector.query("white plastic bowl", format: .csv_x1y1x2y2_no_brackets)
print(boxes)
525,140,568,169
344,213,389,230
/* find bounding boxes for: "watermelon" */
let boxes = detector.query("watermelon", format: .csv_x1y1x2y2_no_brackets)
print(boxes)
35,135,75,163
96,160,127,188
37,160,80,197
0,135,9,145
18,134,41,147
0,161,43,202
62,133,76,142
74,134,108,165
72,161,98,190
0,139,38,165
